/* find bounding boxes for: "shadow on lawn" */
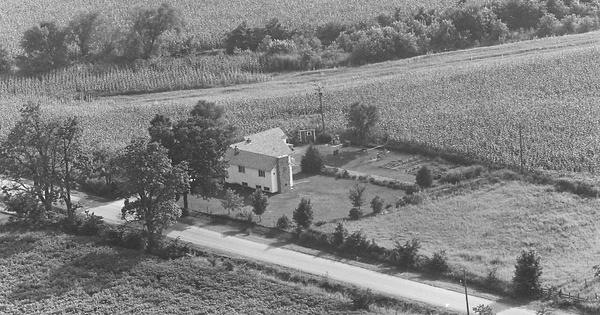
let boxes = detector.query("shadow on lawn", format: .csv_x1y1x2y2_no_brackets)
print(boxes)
323,150,360,168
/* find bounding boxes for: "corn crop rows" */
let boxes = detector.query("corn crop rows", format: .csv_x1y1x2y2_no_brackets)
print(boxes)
3,44,600,173
224,45,600,173
0,54,268,100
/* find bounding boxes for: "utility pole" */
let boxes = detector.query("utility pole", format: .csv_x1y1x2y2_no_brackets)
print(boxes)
317,86,325,132
463,269,470,315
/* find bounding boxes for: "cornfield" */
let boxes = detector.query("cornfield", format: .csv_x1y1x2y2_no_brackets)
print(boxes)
223,44,600,173
0,54,268,99
2,41,600,173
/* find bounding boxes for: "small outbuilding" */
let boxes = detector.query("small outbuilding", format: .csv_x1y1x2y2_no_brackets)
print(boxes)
297,129,316,143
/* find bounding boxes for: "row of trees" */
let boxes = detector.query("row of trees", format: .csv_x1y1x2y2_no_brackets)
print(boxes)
4,0,599,78
0,3,182,76
222,0,600,66
0,100,235,252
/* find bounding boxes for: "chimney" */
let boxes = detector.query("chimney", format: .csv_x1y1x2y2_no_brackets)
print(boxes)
234,146,239,155
246,138,252,144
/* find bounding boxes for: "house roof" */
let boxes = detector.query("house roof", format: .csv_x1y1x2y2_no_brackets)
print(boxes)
225,127,292,170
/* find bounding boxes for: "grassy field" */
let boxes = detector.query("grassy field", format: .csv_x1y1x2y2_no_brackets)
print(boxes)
0,0,478,53
1,228,436,314
313,180,600,300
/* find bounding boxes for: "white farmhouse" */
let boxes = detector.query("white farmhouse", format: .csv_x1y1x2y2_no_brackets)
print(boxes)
224,128,293,193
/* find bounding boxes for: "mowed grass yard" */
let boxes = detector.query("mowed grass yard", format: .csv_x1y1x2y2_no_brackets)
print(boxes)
183,144,436,225
314,180,600,298
185,174,405,227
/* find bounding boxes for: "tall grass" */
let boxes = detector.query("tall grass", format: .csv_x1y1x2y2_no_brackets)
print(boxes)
316,181,600,299
0,229,366,314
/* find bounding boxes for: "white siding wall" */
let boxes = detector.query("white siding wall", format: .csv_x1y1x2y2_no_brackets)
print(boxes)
226,164,278,192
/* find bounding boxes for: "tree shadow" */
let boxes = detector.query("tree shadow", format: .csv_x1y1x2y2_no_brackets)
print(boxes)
7,237,144,302
0,228,40,259
323,151,360,168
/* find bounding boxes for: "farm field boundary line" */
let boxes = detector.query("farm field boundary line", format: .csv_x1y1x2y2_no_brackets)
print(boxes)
102,31,600,106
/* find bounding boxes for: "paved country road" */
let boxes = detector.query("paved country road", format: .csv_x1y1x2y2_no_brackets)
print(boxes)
78,196,555,315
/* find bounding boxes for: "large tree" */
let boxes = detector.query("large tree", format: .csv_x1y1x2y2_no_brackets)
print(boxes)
118,138,189,251
0,103,80,217
130,3,183,59
346,102,379,147
148,100,234,215
16,21,70,75
66,11,102,59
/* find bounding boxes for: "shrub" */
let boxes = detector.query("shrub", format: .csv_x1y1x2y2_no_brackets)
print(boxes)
332,222,348,247
403,193,424,205
104,226,147,250
3,192,55,228
293,198,314,229
370,196,384,214
349,207,363,220
393,238,421,268
426,250,450,274
351,288,374,310
301,144,324,174
513,249,542,298
395,197,407,207
440,165,486,184
155,237,194,259
348,183,367,209
76,212,104,236
554,179,600,197
405,183,421,195
416,165,433,188
296,228,330,249
276,214,292,229
316,131,333,144
235,210,255,222
472,304,494,315
342,230,371,256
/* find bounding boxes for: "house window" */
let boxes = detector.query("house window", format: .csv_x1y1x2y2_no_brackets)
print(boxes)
238,166,245,173
242,182,248,187
263,187,270,192
256,185,262,190
258,170,265,177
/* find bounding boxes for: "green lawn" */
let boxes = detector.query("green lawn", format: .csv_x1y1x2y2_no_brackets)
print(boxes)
185,174,405,227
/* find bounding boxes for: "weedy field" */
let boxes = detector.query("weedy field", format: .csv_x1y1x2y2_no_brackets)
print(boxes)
314,180,600,299
1,229,423,314
0,0,480,53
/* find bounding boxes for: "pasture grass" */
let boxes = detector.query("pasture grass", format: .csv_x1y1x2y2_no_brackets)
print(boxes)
313,180,600,300
0,228,433,315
